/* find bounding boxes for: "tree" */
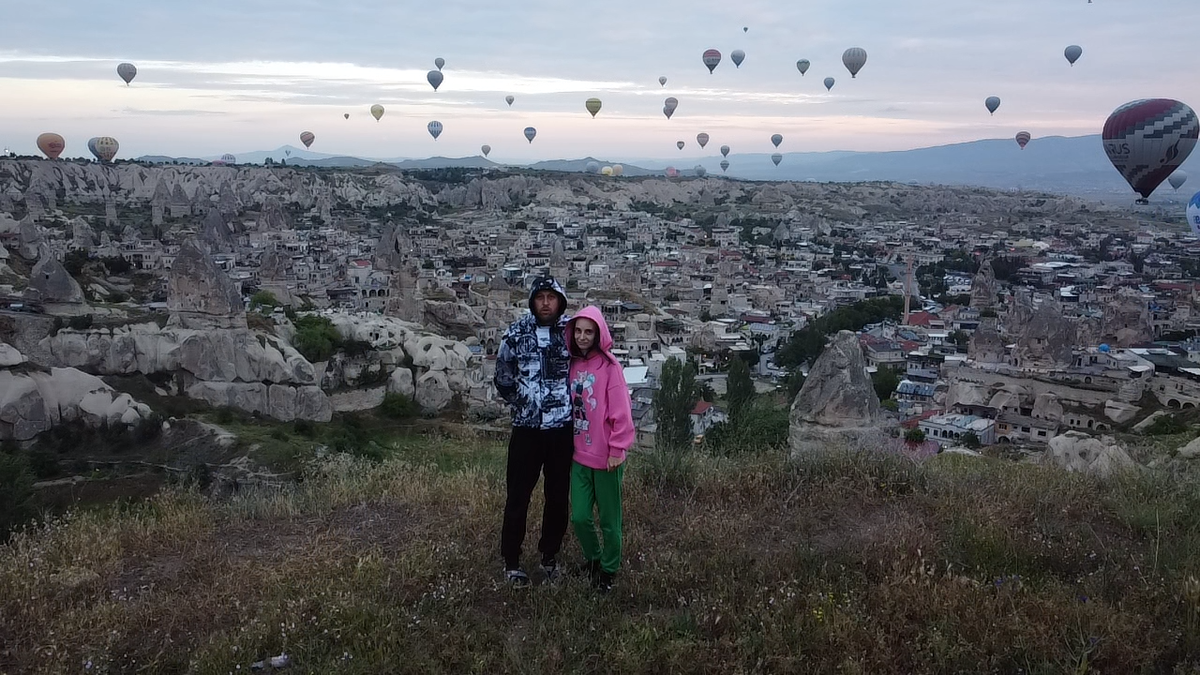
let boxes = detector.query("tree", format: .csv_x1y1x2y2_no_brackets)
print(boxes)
949,330,970,349
872,366,901,401
250,290,280,310
654,358,700,453
725,357,755,424
961,432,981,449
904,428,926,444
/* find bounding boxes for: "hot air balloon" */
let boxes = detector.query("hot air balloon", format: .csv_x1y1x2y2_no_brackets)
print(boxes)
506,95,515,106
93,137,118,163
720,145,730,158
663,106,673,119
36,133,65,159
696,133,710,148
694,165,707,178
985,96,1001,115
702,49,722,74
720,159,730,172
1064,45,1082,66
371,104,384,121
731,50,745,68
601,166,613,176
220,154,237,165
87,138,99,158
1016,131,1031,149
664,97,678,114
585,98,602,117
677,141,685,150
482,144,491,158
300,131,315,148
612,165,623,176
585,161,600,174
659,76,667,87
524,127,537,143
1103,99,1198,202
796,60,810,76
344,113,350,120
285,149,291,157
434,57,445,71
1188,191,1200,237
665,166,679,178
743,26,749,33
427,121,443,140
824,77,835,91
771,153,782,166
427,70,444,91
771,134,783,148
117,63,137,85
842,48,867,78
1169,171,1188,191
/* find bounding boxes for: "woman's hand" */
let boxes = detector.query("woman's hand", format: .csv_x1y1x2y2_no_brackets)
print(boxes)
608,455,624,471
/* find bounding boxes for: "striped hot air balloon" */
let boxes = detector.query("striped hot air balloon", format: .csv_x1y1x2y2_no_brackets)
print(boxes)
1016,131,1031,149
842,48,867,78
696,133,709,148
300,131,315,148
702,49,721,73
1103,98,1199,201
427,121,443,140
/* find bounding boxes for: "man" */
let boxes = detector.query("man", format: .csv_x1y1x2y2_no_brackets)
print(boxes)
494,275,573,586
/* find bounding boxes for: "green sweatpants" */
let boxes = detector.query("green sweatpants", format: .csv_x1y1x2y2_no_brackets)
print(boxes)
570,461,624,575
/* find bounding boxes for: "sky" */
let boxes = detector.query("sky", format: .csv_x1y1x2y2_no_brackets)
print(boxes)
0,0,1196,162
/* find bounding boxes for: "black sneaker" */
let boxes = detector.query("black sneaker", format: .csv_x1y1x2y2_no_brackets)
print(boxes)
540,557,561,582
505,568,530,587
593,570,615,594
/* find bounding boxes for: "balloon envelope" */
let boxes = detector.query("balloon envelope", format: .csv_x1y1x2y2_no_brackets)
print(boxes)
612,165,623,176
1169,171,1188,190
37,133,65,159
677,141,685,150
663,106,673,120
1016,131,1031,149
720,159,730,172
659,76,667,87
427,121,443,139
1102,99,1199,200
585,161,600,173
985,96,1001,115
824,77,835,91
370,104,384,121
434,57,445,71
702,49,721,73
585,98,602,117
665,166,679,178
427,70,444,91
796,59,810,75
524,127,537,143
601,166,613,176
771,134,783,148
696,133,709,148
300,131,315,148
694,165,707,178
505,95,515,106
842,48,867,77
1064,45,1082,65
117,63,137,85
731,50,745,68
720,145,730,158
481,144,491,157
344,113,350,119
771,153,782,166
220,154,236,164
93,137,118,162
664,97,678,112
1188,191,1200,237
87,137,99,158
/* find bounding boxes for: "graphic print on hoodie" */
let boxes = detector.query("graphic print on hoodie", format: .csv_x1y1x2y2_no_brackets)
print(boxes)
493,277,572,429
566,306,636,470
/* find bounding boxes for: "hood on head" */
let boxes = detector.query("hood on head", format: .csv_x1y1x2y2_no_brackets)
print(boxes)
528,275,568,318
566,305,617,363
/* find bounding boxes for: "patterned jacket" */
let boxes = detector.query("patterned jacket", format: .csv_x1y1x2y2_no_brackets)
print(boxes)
494,277,572,429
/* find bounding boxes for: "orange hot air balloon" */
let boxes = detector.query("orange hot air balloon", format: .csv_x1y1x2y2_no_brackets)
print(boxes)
37,133,65,159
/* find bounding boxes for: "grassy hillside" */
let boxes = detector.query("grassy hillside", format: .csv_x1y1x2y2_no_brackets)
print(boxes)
3,438,1200,673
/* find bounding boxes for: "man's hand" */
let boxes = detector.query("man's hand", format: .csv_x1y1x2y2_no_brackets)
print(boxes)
607,455,624,471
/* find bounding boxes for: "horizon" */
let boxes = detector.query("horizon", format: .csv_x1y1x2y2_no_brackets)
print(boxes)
0,1,1196,162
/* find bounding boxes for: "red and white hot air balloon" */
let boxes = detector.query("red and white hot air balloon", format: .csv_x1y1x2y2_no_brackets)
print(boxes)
1015,131,1031,149
702,49,722,74
299,131,315,148
37,133,65,159
1102,98,1199,202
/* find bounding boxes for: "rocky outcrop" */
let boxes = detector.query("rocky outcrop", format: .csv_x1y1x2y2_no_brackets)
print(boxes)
0,345,153,441
27,254,86,305
970,258,997,310
167,239,246,330
423,300,485,340
790,331,884,454
968,316,1006,364
1013,297,1075,370
1039,432,1135,477
1100,288,1153,348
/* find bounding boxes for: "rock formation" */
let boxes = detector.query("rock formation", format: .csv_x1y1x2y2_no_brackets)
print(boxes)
1013,297,1076,370
790,331,884,453
1100,288,1153,348
167,240,246,330
970,258,997,310
27,254,86,306
1039,431,1135,477
968,316,1006,364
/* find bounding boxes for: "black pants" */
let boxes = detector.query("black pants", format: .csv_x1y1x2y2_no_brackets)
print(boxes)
501,425,573,569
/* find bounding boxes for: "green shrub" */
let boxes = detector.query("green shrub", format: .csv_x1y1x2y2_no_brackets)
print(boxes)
291,315,342,363
1144,414,1188,436
67,315,94,330
904,427,926,443
0,452,35,541
379,392,418,420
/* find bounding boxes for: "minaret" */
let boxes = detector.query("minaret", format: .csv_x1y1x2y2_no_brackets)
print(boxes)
902,253,914,325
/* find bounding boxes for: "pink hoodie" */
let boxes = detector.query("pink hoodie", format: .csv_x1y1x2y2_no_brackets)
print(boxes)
566,306,636,470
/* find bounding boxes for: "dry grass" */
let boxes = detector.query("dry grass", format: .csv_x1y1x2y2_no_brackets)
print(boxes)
3,444,1200,673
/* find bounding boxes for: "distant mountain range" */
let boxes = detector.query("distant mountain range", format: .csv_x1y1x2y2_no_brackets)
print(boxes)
134,135,1199,201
